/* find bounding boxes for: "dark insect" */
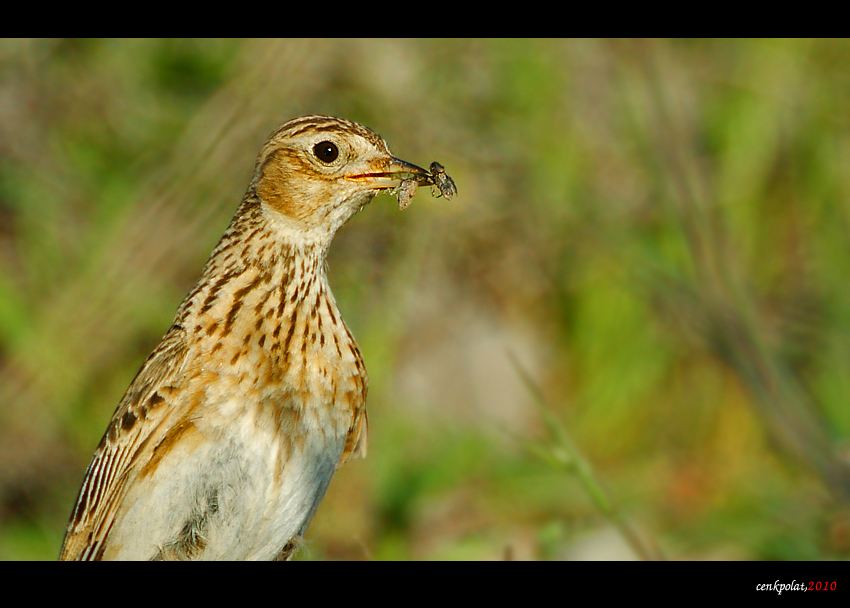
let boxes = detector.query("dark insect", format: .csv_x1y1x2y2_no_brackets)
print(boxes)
428,162,457,200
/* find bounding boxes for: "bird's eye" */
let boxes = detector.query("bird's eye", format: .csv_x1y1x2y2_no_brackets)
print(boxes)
313,141,339,163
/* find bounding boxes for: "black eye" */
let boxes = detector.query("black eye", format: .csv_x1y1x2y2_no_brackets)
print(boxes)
313,141,339,163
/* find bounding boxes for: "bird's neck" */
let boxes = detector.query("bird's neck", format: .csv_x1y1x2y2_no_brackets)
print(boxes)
178,199,332,318
173,198,366,387
171,198,341,357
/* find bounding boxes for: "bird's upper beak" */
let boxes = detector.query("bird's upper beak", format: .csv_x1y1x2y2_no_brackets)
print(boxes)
345,156,431,190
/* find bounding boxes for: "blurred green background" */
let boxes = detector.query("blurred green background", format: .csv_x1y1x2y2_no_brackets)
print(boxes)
2,38,850,560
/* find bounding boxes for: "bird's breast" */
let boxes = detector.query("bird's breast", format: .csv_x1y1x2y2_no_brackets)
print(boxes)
185,262,368,444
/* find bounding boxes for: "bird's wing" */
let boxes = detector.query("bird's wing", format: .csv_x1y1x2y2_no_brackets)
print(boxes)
59,324,191,561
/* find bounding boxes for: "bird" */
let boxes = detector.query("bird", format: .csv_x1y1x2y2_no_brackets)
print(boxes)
59,115,439,560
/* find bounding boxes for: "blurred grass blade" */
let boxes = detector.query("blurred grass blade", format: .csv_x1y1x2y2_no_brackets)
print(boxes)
508,350,663,561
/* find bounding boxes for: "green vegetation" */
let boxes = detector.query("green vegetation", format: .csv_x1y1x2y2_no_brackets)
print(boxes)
1,38,849,560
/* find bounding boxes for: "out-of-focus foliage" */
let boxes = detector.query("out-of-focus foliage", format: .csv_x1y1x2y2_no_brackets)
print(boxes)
1,38,849,560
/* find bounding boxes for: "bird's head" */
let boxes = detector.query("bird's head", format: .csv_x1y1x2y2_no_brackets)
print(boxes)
252,115,429,236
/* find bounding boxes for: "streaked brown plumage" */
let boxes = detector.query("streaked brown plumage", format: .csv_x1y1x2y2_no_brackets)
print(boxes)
59,115,441,560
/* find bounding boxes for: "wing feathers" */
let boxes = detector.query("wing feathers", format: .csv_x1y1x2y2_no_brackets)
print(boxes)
60,324,190,560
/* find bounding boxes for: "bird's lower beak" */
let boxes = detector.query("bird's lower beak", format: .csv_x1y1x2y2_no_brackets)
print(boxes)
345,157,431,190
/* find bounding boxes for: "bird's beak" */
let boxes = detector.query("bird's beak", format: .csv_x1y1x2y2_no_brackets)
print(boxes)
345,156,431,190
